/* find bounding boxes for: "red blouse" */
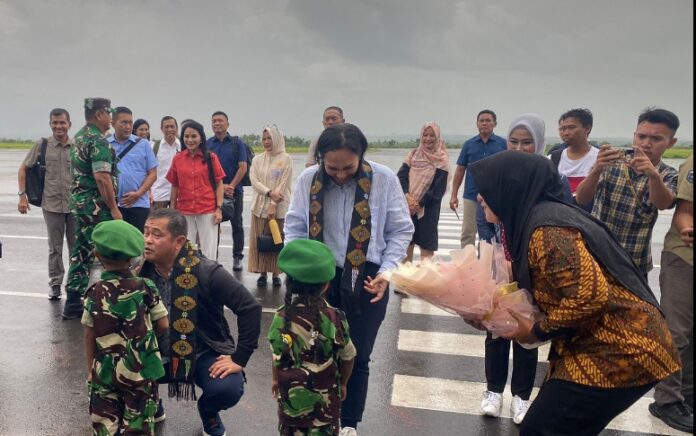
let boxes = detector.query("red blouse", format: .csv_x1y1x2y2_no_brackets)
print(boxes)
166,150,225,215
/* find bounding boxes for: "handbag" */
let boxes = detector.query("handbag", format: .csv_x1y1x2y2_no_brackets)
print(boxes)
220,197,235,222
257,220,284,253
26,138,48,207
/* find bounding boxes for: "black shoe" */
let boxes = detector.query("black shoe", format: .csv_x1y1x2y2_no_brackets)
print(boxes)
198,402,226,436
257,275,267,286
233,258,243,271
61,292,83,320
154,399,166,423
272,276,282,287
649,401,693,433
48,285,62,301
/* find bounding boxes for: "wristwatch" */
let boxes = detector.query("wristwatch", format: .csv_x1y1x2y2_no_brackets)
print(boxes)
18,191,26,196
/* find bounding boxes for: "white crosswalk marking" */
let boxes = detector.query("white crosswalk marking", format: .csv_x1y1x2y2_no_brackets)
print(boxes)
392,212,680,435
391,375,684,435
397,330,551,359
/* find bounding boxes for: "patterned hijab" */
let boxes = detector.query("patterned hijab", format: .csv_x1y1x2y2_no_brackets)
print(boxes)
263,124,286,155
404,121,450,202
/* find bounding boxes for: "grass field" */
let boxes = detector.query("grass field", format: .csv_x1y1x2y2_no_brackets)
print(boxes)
1,141,692,159
0,142,309,154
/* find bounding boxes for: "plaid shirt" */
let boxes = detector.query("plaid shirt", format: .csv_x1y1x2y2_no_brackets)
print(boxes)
591,160,677,274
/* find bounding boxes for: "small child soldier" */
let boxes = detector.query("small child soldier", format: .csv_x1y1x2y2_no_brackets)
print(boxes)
268,239,357,436
81,220,169,435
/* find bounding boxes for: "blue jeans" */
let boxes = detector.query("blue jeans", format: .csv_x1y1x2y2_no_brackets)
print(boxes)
195,351,246,418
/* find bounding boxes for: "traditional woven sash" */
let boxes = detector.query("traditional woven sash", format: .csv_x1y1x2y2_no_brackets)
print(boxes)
168,241,201,400
308,162,372,311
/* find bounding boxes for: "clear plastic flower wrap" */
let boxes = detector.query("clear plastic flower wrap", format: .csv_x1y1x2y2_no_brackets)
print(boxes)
384,242,545,339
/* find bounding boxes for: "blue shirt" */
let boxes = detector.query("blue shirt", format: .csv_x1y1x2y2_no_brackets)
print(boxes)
456,133,507,200
284,161,415,275
108,134,158,208
208,133,248,196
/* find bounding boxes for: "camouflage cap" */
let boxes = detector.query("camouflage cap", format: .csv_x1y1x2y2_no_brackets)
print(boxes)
92,220,144,260
84,97,114,113
278,239,336,284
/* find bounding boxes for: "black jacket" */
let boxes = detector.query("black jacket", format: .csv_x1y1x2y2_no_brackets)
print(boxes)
141,256,262,367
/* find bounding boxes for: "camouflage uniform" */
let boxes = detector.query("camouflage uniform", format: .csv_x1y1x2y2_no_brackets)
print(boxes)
66,123,118,296
82,270,168,435
268,299,357,436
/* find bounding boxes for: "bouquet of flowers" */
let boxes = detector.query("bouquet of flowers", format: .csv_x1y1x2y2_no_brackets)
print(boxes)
384,242,543,337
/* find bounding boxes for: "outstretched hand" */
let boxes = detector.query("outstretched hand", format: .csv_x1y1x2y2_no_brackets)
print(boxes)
364,274,388,303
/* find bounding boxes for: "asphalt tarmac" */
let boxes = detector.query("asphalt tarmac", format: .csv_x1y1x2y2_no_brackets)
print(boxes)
0,149,687,435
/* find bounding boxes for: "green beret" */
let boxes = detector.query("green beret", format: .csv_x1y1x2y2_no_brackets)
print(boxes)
92,220,144,260
278,239,336,284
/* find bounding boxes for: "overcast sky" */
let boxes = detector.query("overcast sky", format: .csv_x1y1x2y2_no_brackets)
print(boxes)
0,0,693,141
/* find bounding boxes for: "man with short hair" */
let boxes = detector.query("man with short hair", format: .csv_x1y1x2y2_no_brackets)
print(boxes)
208,111,248,270
141,208,261,436
150,116,180,211
649,155,694,432
107,106,158,232
62,97,121,320
576,108,680,276
305,106,346,167
450,110,507,247
552,108,599,210
18,108,75,300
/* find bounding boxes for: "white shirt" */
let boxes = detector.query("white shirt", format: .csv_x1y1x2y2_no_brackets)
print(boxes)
284,160,415,274
151,138,180,201
557,146,599,193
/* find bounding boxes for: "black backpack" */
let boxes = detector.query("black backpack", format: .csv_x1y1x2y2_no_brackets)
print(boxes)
25,138,48,207
230,136,254,186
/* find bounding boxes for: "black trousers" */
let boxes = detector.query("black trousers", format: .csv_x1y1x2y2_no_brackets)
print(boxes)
485,333,538,400
520,379,655,436
230,194,244,260
119,207,150,232
326,263,388,429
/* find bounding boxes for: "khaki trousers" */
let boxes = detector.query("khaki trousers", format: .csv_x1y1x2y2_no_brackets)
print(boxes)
460,198,478,248
43,210,76,287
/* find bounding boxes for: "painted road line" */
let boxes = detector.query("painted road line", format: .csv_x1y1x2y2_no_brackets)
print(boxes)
0,291,49,299
400,298,457,317
391,375,682,435
0,290,282,315
398,330,551,360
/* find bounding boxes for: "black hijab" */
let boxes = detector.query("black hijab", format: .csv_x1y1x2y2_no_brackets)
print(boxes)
469,151,659,309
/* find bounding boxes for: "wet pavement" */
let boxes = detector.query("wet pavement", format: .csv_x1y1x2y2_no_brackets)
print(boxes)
0,149,688,435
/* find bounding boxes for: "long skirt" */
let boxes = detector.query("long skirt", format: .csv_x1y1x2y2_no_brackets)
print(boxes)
247,215,284,274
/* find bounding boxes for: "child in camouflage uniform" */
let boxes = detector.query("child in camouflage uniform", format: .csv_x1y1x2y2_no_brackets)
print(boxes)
269,239,357,436
81,220,169,435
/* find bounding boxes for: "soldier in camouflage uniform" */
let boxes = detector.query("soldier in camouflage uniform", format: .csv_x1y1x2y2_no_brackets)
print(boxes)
82,220,169,435
269,239,356,436
63,97,123,320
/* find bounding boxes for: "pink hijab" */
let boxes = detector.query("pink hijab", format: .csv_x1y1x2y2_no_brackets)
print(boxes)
405,121,450,202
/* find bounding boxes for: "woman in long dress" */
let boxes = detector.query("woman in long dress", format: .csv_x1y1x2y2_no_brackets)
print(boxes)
247,124,293,287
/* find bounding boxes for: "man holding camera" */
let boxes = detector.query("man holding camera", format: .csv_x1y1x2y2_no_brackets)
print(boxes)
17,108,75,300
575,107,680,277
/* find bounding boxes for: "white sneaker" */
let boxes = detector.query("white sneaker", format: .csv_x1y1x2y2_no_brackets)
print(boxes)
339,427,358,436
480,391,503,417
511,395,531,424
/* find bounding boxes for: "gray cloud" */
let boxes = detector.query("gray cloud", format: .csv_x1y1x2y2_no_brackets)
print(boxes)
0,0,692,140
